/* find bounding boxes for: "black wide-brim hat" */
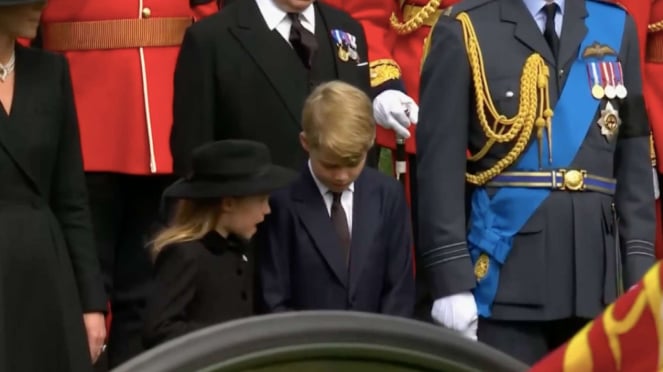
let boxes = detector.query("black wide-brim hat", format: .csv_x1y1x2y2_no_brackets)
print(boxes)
0,0,45,5
164,140,297,199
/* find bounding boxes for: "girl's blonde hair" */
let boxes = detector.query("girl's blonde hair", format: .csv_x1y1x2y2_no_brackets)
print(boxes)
151,198,223,258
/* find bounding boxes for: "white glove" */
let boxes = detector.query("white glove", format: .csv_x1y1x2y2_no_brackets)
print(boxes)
431,292,478,341
653,167,660,200
372,90,418,139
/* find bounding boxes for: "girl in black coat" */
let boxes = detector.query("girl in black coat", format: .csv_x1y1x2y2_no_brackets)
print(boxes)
143,140,295,348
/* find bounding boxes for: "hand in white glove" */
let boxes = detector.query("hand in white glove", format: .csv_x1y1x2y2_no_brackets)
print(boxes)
372,90,418,139
431,292,478,341
653,167,660,200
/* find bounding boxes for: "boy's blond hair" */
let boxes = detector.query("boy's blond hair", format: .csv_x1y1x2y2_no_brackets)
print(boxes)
302,81,375,166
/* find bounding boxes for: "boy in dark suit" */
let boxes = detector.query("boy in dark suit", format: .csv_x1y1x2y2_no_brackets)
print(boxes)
259,81,415,317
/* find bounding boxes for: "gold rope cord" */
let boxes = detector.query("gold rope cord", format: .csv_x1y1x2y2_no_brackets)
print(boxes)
390,0,442,34
456,12,554,185
649,20,663,33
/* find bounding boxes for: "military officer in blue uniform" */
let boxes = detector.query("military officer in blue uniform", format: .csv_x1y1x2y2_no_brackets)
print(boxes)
417,0,656,364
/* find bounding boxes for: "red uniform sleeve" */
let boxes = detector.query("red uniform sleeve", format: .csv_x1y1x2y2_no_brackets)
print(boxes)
616,0,651,72
324,0,403,91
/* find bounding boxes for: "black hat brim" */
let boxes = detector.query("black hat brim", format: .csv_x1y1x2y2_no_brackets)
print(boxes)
163,165,297,199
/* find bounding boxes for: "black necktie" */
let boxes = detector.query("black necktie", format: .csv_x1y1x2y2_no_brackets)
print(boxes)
543,3,560,60
330,192,350,264
288,12,318,69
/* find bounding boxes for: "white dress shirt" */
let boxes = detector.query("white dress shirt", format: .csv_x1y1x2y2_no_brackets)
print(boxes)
523,0,565,37
255,0,316,44
308,161,354,234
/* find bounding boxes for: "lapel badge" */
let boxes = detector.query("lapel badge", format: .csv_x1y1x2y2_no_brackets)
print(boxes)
598,102,622,140
331,29,358,62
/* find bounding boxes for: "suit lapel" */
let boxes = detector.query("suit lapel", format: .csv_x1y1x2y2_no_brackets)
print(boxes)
500,0,556,66
558,0,588,72
292,169,349,288
229,0,308,125
315,4,358,84
0,46,41,194
348,171,378,297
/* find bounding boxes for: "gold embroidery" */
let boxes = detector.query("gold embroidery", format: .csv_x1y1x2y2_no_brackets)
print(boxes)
390,0,442,34
369,59,401,87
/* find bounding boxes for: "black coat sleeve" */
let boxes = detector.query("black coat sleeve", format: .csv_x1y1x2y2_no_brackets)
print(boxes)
50,57,107,313
143,243,204,348
170,27,217,176
258,193,294,313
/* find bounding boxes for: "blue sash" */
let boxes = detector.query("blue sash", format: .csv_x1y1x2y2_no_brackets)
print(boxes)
467,1,626,317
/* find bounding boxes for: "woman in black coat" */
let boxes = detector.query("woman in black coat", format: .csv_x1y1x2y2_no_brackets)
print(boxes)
143,140,295,348
0,1,107,371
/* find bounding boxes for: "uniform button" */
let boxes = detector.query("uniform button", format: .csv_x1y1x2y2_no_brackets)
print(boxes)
141,7,151,18
505,90,514,98
241,291,248,301
559,69,564,75
236,268,243,276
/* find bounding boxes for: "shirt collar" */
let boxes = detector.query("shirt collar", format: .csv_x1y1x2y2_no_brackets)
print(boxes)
523,0,565,17
308,160,355,197
255,0,315,31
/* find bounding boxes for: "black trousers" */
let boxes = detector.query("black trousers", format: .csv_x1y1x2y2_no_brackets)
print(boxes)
86,173,175,368
478,317,589,366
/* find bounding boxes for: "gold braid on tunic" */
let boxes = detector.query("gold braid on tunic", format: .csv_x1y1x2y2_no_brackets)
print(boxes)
390,0,442,34
455,12,554,185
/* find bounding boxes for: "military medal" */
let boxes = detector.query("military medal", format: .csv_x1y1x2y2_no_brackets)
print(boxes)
602,62,616,99
614,61,628,99
598,102,622,140
330,29,358,63
588,62,604,99
592,84,605,100
337,47,349,62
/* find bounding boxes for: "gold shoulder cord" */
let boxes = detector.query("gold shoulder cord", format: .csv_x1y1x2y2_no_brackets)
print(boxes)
390,0,442,34
456,12,554,185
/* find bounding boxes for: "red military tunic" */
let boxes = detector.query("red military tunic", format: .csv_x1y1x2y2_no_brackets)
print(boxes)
614,0,663,258
530,261,663,372
39,1,218,175
325,0,459,155
323,0,459,205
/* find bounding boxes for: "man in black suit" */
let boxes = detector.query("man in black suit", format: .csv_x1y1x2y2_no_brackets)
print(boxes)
170,0,372,174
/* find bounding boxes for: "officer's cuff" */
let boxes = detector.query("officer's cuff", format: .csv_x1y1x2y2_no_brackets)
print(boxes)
370,59,406,98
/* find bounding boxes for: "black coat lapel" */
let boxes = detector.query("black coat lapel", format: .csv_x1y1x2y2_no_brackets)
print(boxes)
315,3,360,85
347,170,379,297
0,46,41,194
292,168,349,288
558,0,588,72
500,0,556,66
229,0,308,125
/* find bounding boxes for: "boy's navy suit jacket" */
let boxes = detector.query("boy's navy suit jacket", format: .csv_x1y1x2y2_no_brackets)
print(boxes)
258,166,415,317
